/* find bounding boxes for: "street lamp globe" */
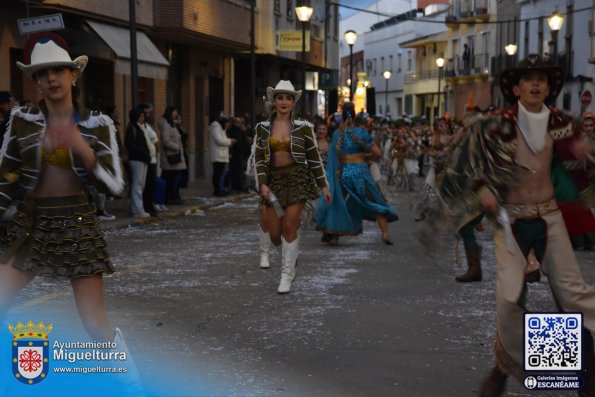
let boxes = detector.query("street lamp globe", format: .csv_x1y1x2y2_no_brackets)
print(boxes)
383,70,392,80
547,11,564,31
344,30,357,101
344,30,357,46
435,57,445,68
504,44,518,56
295,5,313,22
295,5,313,116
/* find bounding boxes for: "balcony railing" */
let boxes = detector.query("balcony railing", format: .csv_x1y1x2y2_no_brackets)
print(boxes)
444,53,490,77
449,0,488,19
404,69,440,83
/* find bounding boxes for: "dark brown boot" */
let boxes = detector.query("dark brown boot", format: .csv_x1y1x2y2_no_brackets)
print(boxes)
479,366,507,397
456,246,482,282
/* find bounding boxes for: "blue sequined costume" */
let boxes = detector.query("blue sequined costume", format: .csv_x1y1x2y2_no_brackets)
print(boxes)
315,126,398,235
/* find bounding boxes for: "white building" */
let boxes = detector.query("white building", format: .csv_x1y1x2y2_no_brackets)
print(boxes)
364,5,448,117
518,0,594,115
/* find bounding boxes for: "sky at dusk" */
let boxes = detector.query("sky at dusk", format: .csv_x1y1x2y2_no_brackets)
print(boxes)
339,0,377,19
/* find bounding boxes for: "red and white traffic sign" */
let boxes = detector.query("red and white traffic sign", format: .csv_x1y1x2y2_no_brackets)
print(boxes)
581,90,592,107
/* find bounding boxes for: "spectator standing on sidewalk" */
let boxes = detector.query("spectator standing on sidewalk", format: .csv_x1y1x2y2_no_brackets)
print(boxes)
139,103,159,216
209,112,235,197
125,108,151,218
228,116,248,193
159,106,187,206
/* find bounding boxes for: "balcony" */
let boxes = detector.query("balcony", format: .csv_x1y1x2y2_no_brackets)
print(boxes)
444,53,490,77
404,69,441,83
446,0,489,25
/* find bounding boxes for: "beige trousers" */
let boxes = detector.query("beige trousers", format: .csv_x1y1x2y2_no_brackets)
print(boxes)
494,209,595,379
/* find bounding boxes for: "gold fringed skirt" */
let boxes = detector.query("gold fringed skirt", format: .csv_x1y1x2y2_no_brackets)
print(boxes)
1,195,115,278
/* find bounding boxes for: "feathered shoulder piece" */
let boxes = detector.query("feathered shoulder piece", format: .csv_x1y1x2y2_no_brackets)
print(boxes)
441,108,517,206
79,112,113,130
11,106,44,124
293,119,313,128
255,121,271,131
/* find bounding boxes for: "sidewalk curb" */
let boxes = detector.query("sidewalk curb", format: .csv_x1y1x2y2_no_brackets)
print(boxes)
100,193,254,232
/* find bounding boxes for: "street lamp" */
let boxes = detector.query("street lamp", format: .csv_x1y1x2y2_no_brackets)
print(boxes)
504,43,518,68
344,30,357,101
296,5,313,116
547,10,564,65
435,57,445,116
504,44,518,56
383,70,391,117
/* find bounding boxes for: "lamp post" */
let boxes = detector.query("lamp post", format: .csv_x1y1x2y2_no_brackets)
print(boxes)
344,30,357,101
435,57,445,116
504,43,518,68
383,70,391,117
296,5,313,116
547,10,564,65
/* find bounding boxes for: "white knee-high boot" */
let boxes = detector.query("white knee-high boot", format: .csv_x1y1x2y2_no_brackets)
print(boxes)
113,327,145,395
278,235,299,294
259,228,271,269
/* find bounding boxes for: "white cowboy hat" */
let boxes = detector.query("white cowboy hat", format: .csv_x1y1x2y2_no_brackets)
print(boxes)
266,80,302,104
17,35,88,78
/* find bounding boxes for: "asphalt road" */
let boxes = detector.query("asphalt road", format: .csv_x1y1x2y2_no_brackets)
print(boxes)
6,186,595,397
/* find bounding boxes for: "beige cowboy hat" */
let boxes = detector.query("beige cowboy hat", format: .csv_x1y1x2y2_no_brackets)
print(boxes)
266,80,302,104
499,53,564,105
17,33,88,78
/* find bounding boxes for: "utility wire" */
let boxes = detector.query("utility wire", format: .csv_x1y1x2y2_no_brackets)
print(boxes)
335,2,592,25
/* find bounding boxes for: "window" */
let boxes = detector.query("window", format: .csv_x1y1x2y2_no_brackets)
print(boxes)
274,0,281,15
379,104,383,116
407,51,412,71
333,4,338,39
538,17,543,57
381,57,385,73
287,0,294,21
373,58,377,76
313,24,321,39
482,32,490,72
398,53,402,72
366,59,372,76
524,20,529,58
396,97,403,116
389,55,393,72
405,95,412,115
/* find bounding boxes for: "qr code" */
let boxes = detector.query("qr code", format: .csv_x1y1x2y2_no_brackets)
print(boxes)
524,313,582,371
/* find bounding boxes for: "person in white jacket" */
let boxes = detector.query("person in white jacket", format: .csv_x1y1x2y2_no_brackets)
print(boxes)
208,112,235,196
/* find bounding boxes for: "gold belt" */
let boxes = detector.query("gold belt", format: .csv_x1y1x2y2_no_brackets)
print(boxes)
341,156,365,164
504,198,558,219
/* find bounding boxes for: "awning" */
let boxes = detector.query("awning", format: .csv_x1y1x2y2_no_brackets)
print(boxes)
86,20,169,80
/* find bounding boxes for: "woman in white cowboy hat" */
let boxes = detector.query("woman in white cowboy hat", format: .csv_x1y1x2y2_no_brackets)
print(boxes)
0,33,142,389
253,80,331,293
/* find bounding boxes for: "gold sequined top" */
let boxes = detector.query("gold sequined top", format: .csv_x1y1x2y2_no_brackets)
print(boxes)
42,146,72,169
269,136,291,152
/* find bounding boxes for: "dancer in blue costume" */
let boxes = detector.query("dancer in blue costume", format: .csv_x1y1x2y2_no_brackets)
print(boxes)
316,102,398,245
